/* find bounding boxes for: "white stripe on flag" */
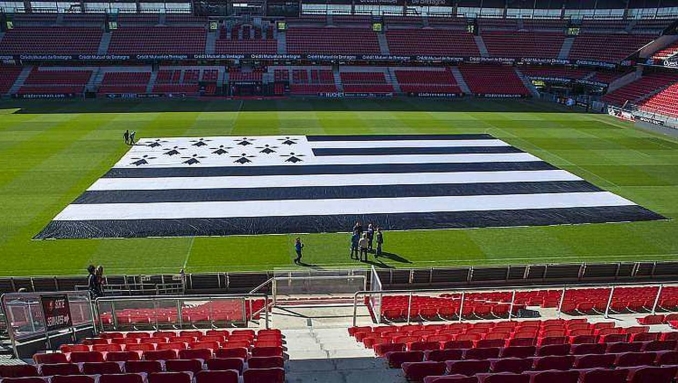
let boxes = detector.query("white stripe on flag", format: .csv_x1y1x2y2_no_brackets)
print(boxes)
307,139,510,149
88,170,582,191
54,192,634,221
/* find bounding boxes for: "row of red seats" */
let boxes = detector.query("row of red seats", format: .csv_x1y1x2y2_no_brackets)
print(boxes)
9,356,283,376
638,82,678,118
409,365,676,383
35,346,281,366
638,314,678,325
0,369,284,383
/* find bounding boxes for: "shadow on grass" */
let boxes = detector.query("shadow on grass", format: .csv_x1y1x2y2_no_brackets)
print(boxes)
1,97,578,115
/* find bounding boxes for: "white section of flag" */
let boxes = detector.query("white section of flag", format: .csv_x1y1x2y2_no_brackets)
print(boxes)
54,192,634,221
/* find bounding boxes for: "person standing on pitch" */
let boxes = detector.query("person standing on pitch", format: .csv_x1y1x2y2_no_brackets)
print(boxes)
294,237,304,264
366,223,375,252
123,130,130,145
353,221,363,237
129,131,136,145
358,233,369,262
375,227,384,257
350,231,360,260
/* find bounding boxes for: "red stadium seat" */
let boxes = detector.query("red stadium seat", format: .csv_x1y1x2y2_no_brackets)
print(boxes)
179,348,212,360
385,351,424,368
627,366,678,383
215,348,248,359
195,370,239,383
205,358,244,373
106,351,140,362
489,358,533,374
573,353,616,369
248,356,284,369
40,363,81,376
425,349,464,362
165,359,203,373
69,351,104,363
242,367,285,383
251,346,283,357
445,360,491,376
423,375,478,383
124,360,163,374
143,349,178,361
148,372,192,383
99,374,144,383
464,347,500,360
51,376,94,383
0,365,39,378
0,379,46,383
579,368,628,383
33,353,68,365
526,370,579,383
82,362,122,375
402,361,447,381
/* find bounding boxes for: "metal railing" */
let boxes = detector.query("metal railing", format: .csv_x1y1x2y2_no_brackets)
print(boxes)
352,280,678,326
95,293,270,331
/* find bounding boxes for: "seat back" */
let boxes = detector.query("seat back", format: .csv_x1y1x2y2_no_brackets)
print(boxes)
179,349,212,360
574,353,616,369
51,376,95,383
40,363,81,376
570,343,605,355
0,365,39,378
629,366,678,383
464,348,500,360
165,359,203,373
69,351,104,363
195,370,239,383
530,370,579,383
143,349,177,361
148,372,192,383
483,373,530,383
33,353,68,365
82,362,122,375
242,367,285,383
125,360,163,374
105,351,140,362
205,358,245,373
99,374,144,383
215,348,248,359
445,360,491,376
248,356,284,369
581,368,628,383
251,346,283,357
425,349,464,362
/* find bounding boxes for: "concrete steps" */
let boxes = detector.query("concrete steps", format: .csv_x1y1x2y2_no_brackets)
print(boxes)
205,31,217,55
277,31,287,54
98,32,111,55
515,67,541,98
8,66,33,95
333,67,344,93
377,33,390,55
283,328,406,383
146,69,159,93
558,37,574,60
474,35,489,57
450,66,471,94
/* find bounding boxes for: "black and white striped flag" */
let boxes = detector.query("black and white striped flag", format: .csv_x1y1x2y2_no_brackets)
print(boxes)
35,134,663,239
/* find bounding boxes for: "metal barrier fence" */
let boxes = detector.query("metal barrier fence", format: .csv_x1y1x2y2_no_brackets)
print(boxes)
95,293,270,332
352,281,678,326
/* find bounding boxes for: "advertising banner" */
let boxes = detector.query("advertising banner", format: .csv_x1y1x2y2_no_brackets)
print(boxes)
41,295,72,332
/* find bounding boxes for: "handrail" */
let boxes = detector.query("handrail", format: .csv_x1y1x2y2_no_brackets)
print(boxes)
352,280,678,326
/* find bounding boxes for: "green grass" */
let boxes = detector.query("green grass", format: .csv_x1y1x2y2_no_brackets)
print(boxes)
1,97,677,276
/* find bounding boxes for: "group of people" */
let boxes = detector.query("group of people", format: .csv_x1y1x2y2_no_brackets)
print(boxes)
123,130,136,145
87,264,105,299
292,222,385,265
350,222,383,262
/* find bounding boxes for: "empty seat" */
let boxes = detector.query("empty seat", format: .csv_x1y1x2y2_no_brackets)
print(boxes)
527,370,579,383
51,376,94,383
574,353,616,369
148,372,191,383
445,360,491,376
410,342,441,352
536,344,570,357
82,362,122,375
402,361,447,381
490,358,533,374
248,356,284,369
143,350,178,361
165,359,203,373
99,374,144,383
374,343,406,357
93,344,123,353
464,348,500,360
607,342,642,353
195,370,239,383
251,346,283,357
500,346,535,358
655,350,678,365
69,351,104,363
442,341,474,350
579,368,628,383
214,348,248,359
0,379,46,383
627,366,678,383
205,358,245,373
106,351,140,362
481,373,530,383
386,351,424,368
40,363,81,376
533,355,573,371
0,365,39,378
242,367,285,383
179,349,212,360
125,360,163,374
33,353,68,365
425,349,464,362
615,351,657,367
570,343,605,355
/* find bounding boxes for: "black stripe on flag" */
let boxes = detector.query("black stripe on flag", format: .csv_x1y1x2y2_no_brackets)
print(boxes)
34,205,666,239
73,181,601,204
312,146,522,156
103,161,556,179
306,134,494,141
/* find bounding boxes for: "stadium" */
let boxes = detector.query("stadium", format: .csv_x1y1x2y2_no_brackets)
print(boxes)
1,0,678,382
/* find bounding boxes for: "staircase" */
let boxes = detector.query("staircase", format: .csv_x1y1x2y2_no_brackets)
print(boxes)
0,32,5,45
91,68,108,90
98,32,111,55
56,12,64,25
558,37,574,60
277,31,287,54
283,328,405,383
515,67,540,98
8,66,32,95
146,69,159,93
205,31,217,55
158,13,166,26
422,15,429,28
474,35,489,57
517,18,524,30
385,68,400,93
377,33,390,55
450,66,471,94
333,67,344,93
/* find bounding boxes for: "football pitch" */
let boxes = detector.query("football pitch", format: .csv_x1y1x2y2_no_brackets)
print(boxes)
1,97,677,277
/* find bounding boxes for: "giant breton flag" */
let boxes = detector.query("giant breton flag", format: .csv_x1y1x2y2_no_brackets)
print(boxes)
36,134,663,239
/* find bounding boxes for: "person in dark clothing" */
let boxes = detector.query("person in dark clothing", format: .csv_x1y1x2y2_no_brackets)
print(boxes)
129,131,136,145
123,130,130,145
358,233,369,262
350,231,360,260
366,223,375,252
352,221,363,237
87,265,99,299
294,237,304,264
375,227,384,257
95,265,105,297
